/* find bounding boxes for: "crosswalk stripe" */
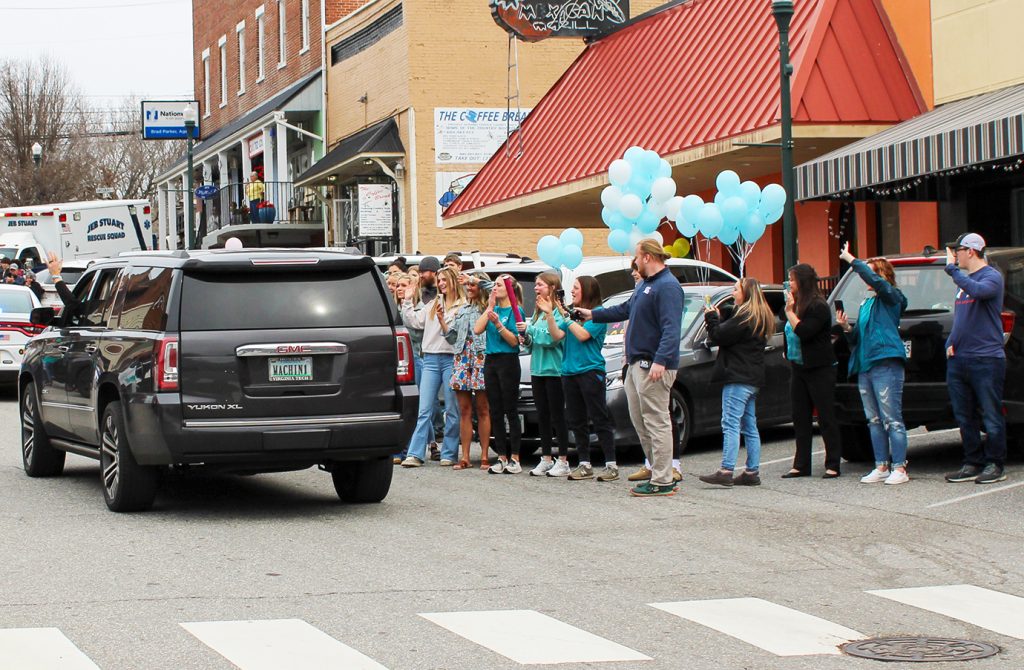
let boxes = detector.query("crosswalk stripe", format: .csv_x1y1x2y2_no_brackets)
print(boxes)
868,584,1024,640
420,610,652,664
650,598,864,656
180,619,388,670
0,627,101,670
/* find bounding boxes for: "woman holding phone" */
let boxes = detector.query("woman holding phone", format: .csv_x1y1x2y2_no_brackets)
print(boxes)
783,263,843,478
519,272,572,477
399,267,465,467
474,274,526,474
445,271,492,470
836,243,910,485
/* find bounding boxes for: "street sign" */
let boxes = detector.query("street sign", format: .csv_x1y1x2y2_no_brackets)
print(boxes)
141,100,200,140
195,184,219,199
95,187,115,196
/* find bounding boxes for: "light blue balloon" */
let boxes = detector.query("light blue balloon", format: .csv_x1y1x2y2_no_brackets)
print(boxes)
713,191,728,207
761,183,787,212
721,196,748,228
608,229,631,254
623,146,645,164
676,216,699,238
758,200,784,225
717,224,740,246
637,206,661,234
657,159,673,179
740,213,767,242
739,181,761,211
608,211,632,232
601,207,615,228
681,194,704,223
697,203,724,238
626,175,652,200
537,235,562,267
560,227,584,249
560,244,583,270
642,150,662,175
716,169,741,196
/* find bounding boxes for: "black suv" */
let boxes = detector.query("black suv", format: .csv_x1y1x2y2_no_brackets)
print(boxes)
19,249,418,511
829,248,1024,461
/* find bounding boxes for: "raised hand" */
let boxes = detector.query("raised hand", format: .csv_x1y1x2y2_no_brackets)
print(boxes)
46,252,62,278
839,241,855,264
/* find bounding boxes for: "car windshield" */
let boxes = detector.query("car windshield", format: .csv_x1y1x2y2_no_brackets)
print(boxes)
35,268,86,285
0,248,16,259
832,265,953,314
0,290,34,314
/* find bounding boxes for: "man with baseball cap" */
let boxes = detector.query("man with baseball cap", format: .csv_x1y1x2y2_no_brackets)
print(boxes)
943,232,1008,484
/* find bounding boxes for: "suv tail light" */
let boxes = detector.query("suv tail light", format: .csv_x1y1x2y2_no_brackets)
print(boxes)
395,329,415,384
155,336,179,391
0,321,45,337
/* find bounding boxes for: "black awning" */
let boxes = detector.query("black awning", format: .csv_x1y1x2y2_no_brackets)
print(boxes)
295,117,405,186
796,83,1024,200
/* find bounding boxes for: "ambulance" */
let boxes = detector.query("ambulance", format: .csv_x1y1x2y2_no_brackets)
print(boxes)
0,199,155,270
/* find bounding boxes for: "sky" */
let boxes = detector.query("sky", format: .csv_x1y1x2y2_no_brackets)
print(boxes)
0,0,194,108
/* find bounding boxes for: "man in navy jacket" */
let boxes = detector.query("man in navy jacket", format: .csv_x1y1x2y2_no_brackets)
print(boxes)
578,240,683,496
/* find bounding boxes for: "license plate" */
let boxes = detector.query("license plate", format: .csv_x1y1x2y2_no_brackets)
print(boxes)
903,340,912,358
268,356,313,381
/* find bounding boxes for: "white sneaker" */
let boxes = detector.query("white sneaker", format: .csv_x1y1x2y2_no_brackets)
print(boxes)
884,469,909,485
531,459,555,476
505,460,522,474
488,460,506,475
547,460,571,477
860,468,889,483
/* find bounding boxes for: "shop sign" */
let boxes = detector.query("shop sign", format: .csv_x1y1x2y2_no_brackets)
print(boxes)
141,100,200,139
357,184,393,237
434,108,532,164
248,133,265,158
490,1,629,42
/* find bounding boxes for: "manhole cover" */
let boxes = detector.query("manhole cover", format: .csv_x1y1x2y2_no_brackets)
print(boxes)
842,637,1000,662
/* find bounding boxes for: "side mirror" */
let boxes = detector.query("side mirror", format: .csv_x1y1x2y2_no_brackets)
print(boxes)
30,307,55,328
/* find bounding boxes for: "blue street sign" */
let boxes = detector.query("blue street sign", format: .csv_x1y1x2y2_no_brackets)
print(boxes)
195,184,219,199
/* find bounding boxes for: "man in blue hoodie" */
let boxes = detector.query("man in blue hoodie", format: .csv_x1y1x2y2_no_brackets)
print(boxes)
943,233,1008,485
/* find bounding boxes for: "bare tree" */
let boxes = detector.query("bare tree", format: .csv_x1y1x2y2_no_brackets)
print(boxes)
0,57,94,205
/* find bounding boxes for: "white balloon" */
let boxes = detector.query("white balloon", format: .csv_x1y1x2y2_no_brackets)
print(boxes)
225,237,243,250
644,230,664,245
600,185,623,210
651,176,677,203
663,195,684,222
608,159,632,186
628,227,644,248
619,193,644,220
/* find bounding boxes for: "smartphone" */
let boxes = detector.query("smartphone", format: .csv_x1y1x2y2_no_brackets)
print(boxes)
834,299,845,314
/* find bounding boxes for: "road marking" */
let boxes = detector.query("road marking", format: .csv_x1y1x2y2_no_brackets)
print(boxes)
0,628,100,670
759,449,824,467
926,480,1024,508
868,584,1024,640
181,619,387,670
420,610,651,664
650,598,863,656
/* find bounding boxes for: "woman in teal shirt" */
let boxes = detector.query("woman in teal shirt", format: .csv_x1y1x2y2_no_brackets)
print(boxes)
550,276,617,482
520,272,572,477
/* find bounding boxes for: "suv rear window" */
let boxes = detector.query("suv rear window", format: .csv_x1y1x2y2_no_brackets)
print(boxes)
117,267,173,331
832,264,954,315
181,270,389,331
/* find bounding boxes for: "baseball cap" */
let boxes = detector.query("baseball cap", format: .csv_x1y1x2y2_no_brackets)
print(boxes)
945,232,986,252
418,256,441,273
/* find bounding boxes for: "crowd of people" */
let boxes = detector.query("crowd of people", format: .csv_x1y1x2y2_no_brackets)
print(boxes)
386,231,1011,495
1,256,45,301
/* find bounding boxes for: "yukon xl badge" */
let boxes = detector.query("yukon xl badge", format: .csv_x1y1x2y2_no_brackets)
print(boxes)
187,404,244,411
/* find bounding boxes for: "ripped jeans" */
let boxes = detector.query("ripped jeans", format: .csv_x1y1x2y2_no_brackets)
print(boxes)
858,358,908,468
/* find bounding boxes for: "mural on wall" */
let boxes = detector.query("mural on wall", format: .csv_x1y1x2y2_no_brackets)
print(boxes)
490,0,630,41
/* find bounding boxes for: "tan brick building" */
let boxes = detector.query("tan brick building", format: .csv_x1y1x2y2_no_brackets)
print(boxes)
296,0,664,256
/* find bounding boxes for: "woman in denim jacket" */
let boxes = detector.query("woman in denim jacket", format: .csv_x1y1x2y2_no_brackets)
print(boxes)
445,272,492,470
836,242,910,485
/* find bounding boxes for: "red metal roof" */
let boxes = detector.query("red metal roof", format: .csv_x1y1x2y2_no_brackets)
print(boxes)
445,0,925,219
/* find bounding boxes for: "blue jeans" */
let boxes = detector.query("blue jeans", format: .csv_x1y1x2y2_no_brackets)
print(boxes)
947,355,1006,467
720,383,760,471
858,359,908,467
405,353,460,461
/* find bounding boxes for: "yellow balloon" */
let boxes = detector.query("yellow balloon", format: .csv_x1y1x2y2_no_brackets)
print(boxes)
673,237,691,257
663,244,676,258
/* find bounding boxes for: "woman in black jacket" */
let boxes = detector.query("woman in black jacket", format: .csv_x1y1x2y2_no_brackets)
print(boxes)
783,263,843,478
699,278,776,487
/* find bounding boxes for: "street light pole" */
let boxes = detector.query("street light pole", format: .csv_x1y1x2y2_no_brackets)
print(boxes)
31,142,42,201
32,142,42,169
183,104,197,250
772,0,797,276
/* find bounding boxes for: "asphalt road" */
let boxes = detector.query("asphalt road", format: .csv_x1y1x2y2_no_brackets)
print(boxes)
1,385,1022,670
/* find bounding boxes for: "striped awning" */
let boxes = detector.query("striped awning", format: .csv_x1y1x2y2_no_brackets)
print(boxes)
796,83,1024,200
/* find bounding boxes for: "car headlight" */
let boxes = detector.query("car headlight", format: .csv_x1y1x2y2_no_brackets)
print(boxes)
605,369,624,390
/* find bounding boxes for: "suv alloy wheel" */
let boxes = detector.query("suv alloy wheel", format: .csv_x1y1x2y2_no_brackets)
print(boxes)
21,382,66,477
100,401,159,512
670,388,692,456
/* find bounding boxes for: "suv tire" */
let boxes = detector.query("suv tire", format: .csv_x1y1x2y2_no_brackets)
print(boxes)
21,382,66,477
101,401,159,512
839,423,874,463
331,457,393,503
670,388,692,456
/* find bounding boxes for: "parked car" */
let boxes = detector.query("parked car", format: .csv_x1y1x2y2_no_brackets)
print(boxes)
18,249,418,512
0,284,43,386
828,247,1024,461
373,252,529,273
34,259,96,315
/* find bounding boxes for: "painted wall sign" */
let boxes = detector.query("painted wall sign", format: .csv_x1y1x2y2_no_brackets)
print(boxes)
248,133,265,158
436,172,477,227
357,184,393,237
490,0,629,41
434,108,532,164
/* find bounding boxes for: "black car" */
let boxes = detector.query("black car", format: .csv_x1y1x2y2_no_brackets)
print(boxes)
828,248,1024,461
19,249,418,511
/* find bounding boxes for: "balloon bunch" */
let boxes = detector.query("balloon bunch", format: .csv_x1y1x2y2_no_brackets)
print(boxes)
599,146,676,255
536,227,585,270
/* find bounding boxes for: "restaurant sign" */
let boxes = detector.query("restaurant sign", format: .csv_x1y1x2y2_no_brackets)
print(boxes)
490,0,629,42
